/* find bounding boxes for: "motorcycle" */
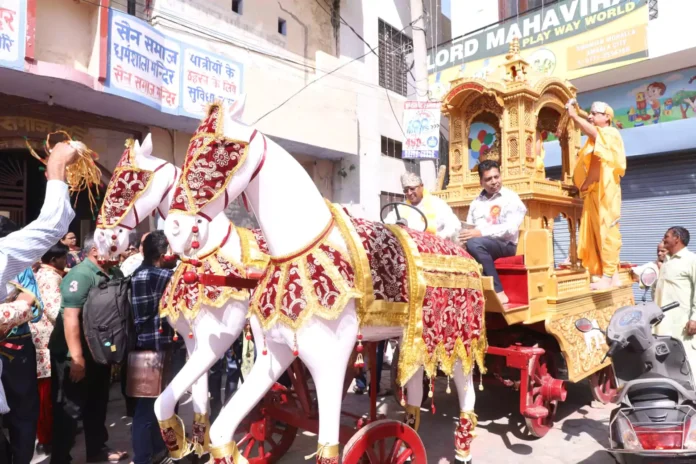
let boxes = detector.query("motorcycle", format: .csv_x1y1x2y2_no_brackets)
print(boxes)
575,268,696,462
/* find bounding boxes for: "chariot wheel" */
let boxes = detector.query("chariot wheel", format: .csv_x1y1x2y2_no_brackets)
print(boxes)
236,384,298,463
524,352,566,438
390,344,428,407
589,365,618,404
342,419,427,464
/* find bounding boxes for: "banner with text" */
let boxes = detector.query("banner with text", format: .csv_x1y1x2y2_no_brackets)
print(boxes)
181,45,243,118
428,0,649,100
402,101,441,159
0,0,26,70
106,10,244,118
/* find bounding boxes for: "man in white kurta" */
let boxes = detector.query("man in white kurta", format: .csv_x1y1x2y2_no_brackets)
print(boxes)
384,172,461,242
654,227,696,373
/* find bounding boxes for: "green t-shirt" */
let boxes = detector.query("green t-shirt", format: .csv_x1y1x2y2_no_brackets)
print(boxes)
48,259,109,358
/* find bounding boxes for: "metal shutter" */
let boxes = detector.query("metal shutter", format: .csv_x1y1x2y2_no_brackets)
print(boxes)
550,152,696,300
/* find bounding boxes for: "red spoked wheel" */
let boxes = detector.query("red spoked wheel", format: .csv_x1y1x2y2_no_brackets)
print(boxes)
342,419,427,464
236,384,298,464
524,353,567,438
589,365,618,404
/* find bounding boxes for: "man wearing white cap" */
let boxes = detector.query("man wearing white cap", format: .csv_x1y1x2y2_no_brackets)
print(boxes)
565,100,626,290
385,172,461,242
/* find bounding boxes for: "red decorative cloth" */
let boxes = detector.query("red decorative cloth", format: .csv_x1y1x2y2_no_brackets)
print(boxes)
96,141,154,228
170,103,248,216
251,241,360,330
348,217,408,303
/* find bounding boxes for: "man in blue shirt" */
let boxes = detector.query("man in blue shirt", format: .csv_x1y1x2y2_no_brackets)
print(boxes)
130,230,180,464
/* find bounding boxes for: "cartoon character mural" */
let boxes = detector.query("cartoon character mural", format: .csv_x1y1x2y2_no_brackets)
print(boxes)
646,81,667,123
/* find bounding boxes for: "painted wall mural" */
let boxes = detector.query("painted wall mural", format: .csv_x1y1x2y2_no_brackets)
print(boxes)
579,67,696,130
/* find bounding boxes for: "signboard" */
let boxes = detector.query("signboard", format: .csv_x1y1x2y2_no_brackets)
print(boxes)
428,0,649,99
106,10,182,113
402,101,441,159
106,10,244,118
580,67,696,130
0,0,25,70
181,45,243,118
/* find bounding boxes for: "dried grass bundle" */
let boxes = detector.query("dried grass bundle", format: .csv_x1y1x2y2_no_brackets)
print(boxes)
26,131,102,213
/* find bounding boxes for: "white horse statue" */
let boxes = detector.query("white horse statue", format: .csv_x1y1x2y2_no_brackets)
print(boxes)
163,99,487,464
93,135,269,459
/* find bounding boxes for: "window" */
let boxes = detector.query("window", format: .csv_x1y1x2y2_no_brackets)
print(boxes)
378,19,413,97
232,0,242,14
381,135,403,160
381,135,419,172
278,18,287,36
127,0,136,15
499,0,558,20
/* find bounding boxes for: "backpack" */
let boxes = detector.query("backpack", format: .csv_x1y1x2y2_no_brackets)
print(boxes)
82,276,135,365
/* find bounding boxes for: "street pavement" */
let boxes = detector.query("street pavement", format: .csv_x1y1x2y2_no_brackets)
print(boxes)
30,367,616,464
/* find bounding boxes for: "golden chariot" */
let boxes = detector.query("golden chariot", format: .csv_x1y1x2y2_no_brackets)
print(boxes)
433,39,635,437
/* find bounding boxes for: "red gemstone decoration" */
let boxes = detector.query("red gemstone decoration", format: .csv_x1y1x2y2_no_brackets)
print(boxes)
158,327,163,334
191,241,200,249
173,334,179,341
188,333,193,339
189,259,200,267
245,334,252,341
262,349,268,355
183,271,198,284
356,344,364,353
111,234,117,240
110,245,117,252
192,226,199,233
357,334,363,341
293,350,299,356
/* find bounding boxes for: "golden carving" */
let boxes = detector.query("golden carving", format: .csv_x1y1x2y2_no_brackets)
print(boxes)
453,118,462,140
509,107,518,127
508,137,518,161
434,37,634,387
546,289,634,382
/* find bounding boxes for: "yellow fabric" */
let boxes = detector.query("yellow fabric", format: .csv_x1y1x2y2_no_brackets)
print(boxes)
404,189,438,235
573,126,626,277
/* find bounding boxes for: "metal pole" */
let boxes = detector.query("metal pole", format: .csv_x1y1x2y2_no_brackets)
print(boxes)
409,0,437,189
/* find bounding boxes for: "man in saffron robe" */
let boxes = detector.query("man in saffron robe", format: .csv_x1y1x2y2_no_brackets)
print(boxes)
385,172,461,242
567,101,626,290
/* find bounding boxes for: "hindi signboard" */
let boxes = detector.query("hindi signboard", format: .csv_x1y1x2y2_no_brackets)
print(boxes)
180,45,243,118
428,0,649,100
402,101,441,159
106,9,182,113
0,0,25,70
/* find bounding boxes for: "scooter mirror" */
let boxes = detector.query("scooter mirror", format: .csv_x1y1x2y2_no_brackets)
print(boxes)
640,267,658,288
575,318,594,333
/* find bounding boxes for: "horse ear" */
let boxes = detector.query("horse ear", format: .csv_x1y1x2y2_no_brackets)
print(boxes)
141,133,153,156
229,94,246,121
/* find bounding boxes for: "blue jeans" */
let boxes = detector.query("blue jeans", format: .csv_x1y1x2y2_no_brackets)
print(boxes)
132,397,165,464
355,341,386,390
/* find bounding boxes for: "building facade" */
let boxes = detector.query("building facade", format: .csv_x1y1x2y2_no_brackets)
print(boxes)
438,0,696,298
0,0,449,240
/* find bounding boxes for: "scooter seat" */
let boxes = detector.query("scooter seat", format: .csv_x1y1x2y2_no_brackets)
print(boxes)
627,372,683,404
